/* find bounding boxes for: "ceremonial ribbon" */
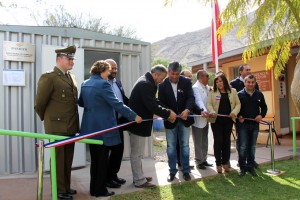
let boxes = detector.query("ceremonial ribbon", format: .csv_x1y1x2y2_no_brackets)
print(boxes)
43,114,270,148
44,119,154,148
190,114,271,125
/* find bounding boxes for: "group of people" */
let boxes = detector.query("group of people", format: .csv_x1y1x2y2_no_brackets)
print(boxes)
34,45,267,200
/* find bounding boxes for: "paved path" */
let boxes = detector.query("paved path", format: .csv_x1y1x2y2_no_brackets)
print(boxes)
0,145,295,200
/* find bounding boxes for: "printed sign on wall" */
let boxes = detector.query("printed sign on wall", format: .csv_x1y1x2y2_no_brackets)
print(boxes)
252,70,272,91
2,69,26,86
3,41,35,62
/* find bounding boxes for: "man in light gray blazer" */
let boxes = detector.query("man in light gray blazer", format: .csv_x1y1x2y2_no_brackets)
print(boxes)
192,70,213,170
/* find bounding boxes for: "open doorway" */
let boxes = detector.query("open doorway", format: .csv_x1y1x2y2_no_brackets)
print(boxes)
83,50,121,162
84,50,120,79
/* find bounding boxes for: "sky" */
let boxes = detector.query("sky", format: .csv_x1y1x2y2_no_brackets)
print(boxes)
0,0,228,43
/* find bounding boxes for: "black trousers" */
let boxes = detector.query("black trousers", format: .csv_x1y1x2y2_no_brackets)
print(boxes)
89,144,109,196
55,143,74,194
107,130,124,181
211,118,233,166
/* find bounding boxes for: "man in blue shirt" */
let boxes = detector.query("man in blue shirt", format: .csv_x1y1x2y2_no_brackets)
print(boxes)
236,74,267,177
106,59,129,188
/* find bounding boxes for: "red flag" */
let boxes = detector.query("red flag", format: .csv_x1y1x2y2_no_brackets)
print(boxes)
211,0,222,64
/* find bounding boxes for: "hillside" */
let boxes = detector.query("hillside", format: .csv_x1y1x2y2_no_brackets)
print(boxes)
151,26,248,65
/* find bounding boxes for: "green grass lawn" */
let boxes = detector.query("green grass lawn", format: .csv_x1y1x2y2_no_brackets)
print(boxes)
112,158,300,200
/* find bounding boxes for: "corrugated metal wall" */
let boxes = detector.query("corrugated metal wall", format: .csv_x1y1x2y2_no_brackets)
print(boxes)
0,26,151,175
0,30,37,175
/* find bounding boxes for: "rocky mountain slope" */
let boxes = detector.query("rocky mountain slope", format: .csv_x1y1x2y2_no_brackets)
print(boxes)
151,26,248,65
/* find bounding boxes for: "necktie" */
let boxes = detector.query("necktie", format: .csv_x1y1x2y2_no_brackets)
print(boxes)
65,73,74,87
65,73,71,80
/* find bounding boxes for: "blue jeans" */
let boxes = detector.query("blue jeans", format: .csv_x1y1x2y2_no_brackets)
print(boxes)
166,120,190,174
237,122,259,170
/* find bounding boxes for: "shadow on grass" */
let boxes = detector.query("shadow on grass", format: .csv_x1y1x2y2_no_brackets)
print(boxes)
112,158,300,200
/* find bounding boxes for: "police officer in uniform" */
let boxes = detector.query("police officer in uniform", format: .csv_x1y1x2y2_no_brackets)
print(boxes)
35,45,79,200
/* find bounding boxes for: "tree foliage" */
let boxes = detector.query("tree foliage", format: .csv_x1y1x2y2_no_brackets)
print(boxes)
152,57,170,67
164,0,300,78
108,25,138,39
42,6,109,33
152,57,189,69
41,6,140,40
1,2,139,40
220,0,300,78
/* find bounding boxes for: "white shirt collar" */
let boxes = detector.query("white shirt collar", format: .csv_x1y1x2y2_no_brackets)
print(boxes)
239,76,245,82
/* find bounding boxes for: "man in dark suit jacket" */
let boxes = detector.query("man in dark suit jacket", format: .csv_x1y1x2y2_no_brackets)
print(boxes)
105,59,129,188
35,46,79,200
158,61,195,182
128,65,177,188
230,64,259,92
230,64,259,169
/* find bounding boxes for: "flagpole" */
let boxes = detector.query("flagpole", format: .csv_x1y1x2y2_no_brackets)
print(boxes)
212,0,219,73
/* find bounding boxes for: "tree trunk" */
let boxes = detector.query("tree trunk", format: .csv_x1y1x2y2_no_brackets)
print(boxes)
291,52,300,114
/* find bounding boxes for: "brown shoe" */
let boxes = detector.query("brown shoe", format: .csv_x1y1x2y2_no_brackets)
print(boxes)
222,164,230,173
216,166,222,173
135,182,156,188
132,177,153,184
146,177,152,182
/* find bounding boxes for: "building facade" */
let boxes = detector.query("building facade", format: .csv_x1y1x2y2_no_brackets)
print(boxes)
188,46,300,143
0,25,152,175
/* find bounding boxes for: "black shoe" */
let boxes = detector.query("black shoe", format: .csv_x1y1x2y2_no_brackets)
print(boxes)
113,177,126,185
254,161,259,169
197,163,207,170
67,188,77,195
167,173,176,182
95,191,115,197
202,161,213,167
249,168,258,177
183,173,191,181
58,193,73,200
106,180,121,188
238,169,246,177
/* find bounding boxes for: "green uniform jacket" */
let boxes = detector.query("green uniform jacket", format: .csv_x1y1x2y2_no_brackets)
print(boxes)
35,67,80,136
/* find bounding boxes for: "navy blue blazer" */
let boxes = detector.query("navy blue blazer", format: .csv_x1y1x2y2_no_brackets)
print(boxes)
114,79,131,127
158,76,195,129
78,75,137,146
115,79,129,105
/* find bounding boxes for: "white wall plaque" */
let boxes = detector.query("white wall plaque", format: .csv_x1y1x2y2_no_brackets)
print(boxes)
3,41,35,62
3,69,25,86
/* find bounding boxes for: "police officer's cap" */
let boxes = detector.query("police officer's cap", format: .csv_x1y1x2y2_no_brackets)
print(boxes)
55,45,76,59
